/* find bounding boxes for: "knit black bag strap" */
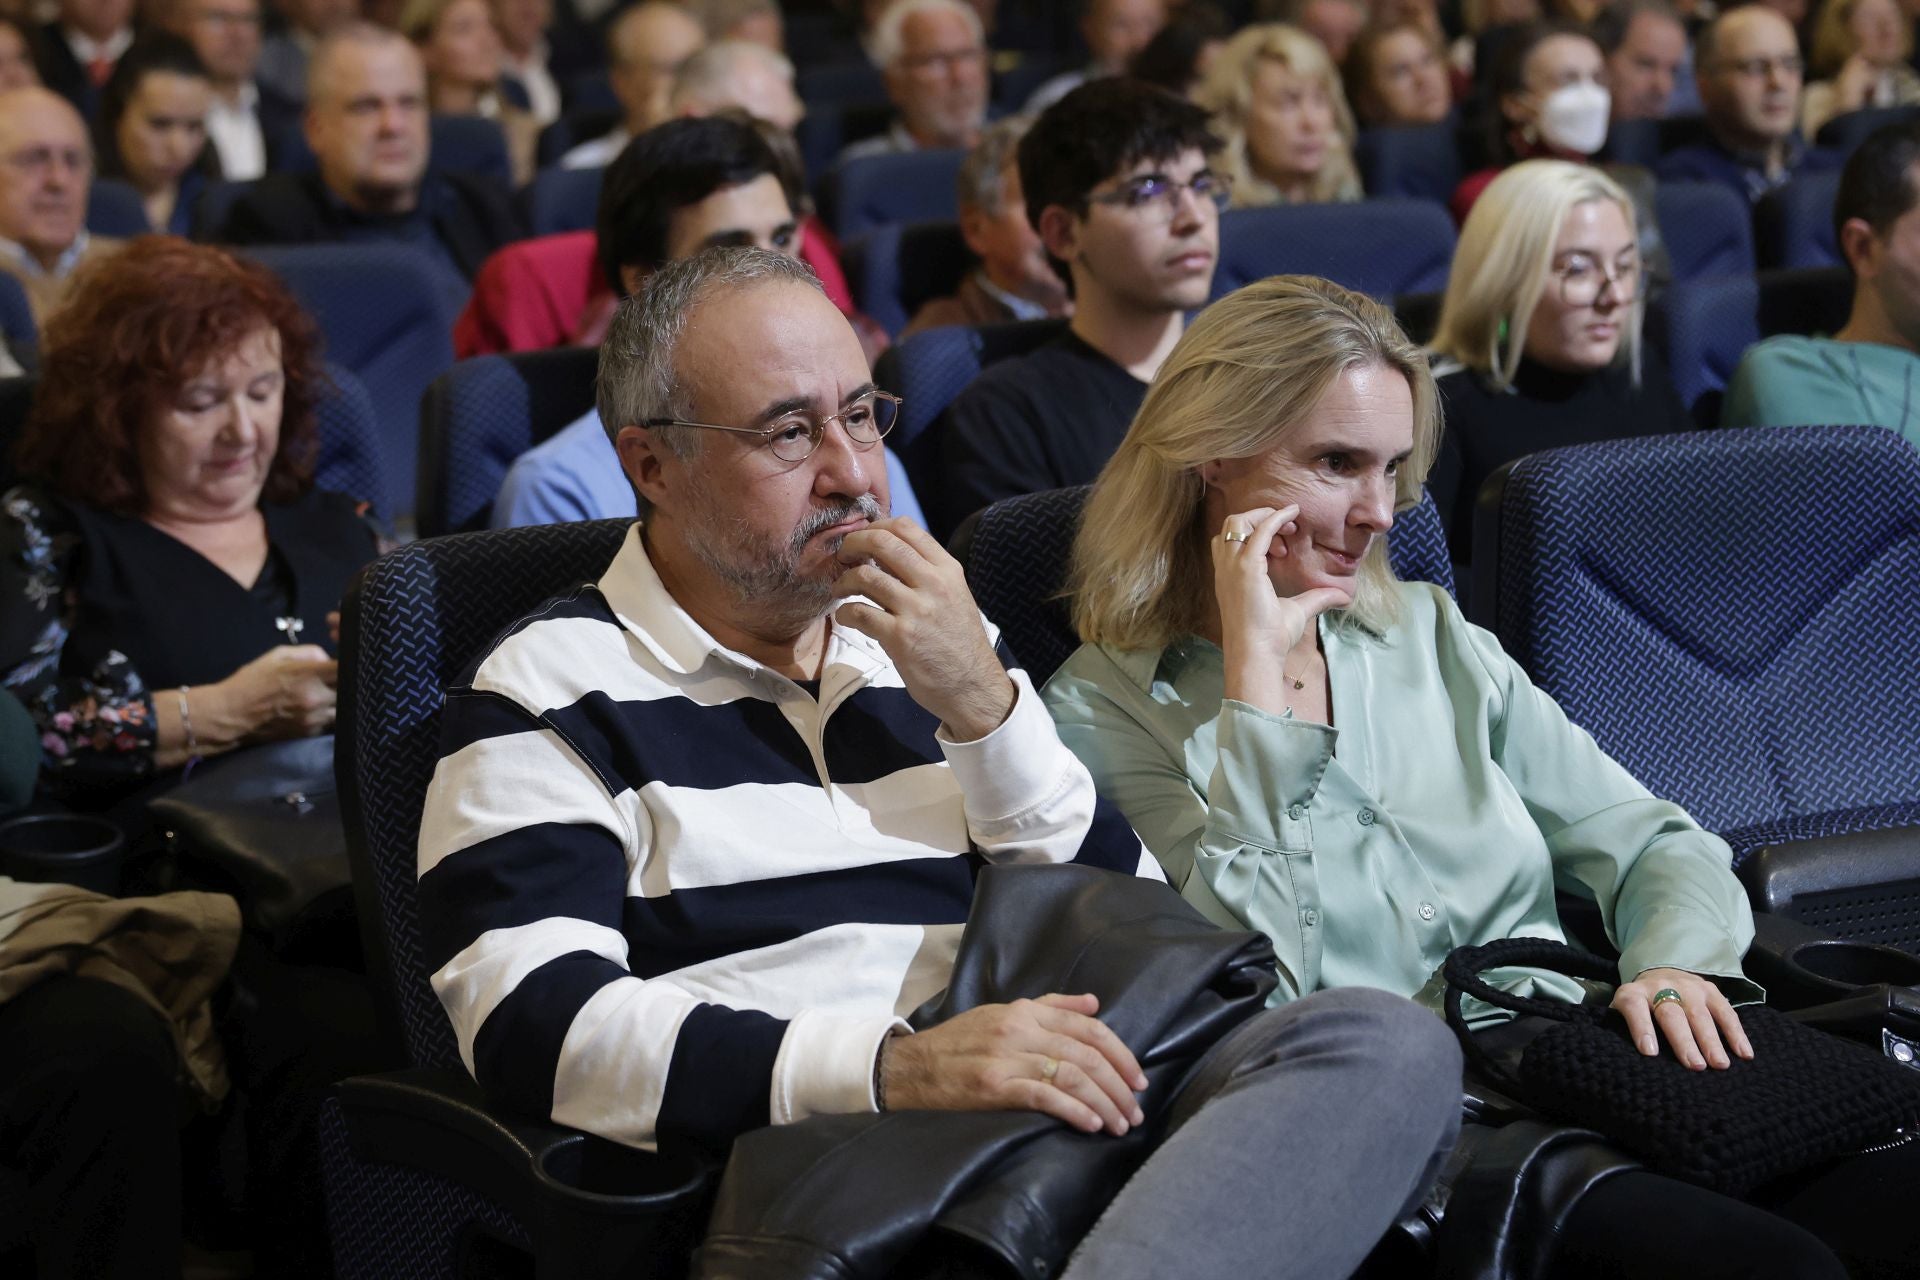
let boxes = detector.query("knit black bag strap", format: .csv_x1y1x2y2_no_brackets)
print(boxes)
1442,937,1623,1093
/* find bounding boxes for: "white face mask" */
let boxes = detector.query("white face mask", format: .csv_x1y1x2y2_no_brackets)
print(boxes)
1536,81,1612,155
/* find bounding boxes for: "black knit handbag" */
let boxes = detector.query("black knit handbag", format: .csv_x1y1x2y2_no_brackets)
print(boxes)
1443,936,1920,1197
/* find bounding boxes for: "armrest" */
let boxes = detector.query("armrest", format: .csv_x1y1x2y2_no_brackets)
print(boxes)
1738,823,1920,916
332,1068,716,1280
1744,913,1920,1056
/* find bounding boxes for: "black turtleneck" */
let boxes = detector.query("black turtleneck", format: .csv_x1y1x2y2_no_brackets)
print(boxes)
1427,347,1692,563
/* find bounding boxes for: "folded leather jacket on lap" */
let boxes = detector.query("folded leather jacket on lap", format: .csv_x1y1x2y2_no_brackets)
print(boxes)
693,862,1279,1280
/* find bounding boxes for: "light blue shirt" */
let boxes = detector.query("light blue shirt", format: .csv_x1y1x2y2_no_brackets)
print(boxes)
491,408,928,529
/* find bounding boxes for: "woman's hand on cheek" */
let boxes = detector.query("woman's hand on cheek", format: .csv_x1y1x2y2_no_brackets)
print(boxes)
1215,505,1352,715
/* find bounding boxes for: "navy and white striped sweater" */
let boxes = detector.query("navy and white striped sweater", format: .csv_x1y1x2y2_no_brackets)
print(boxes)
417,525,1156,1152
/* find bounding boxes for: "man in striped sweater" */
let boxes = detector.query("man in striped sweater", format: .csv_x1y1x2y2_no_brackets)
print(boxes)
416,246,1461,1278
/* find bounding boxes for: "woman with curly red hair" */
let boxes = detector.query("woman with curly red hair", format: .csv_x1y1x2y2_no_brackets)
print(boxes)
0,235,380,806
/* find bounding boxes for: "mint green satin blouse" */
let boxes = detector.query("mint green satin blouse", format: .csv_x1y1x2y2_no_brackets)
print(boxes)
1042,582,1761,1017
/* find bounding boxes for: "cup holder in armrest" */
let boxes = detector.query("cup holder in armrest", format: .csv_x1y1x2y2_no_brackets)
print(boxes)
1787,939,1920,995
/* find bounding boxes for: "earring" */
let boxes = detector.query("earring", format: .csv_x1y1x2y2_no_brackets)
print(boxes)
1496,316,1510,347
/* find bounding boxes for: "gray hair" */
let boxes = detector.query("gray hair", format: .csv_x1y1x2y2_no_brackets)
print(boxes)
671,38,795,108
597,246,825,515
868,0,984,68
956,114,1031,214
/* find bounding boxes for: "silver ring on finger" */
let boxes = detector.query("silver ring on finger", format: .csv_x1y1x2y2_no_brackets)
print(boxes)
1040,1056,1060,1082
1650,988,1684,1010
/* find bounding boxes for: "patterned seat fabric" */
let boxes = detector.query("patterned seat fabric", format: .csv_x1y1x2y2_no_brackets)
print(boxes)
324,519,682,1279
1757,170,1843,269
0,273,30,368
315,363,390,526
826,148,968,238
338,518,632,1068
962,486,1455,689
1354,121,1463,205
525,166,604,237
246,244,463,520
842,220,974,338
1488,426,1920,868
86,179,151,236
415,347,600,537
1663,274,1759,412
1210,200,1456,303
1653,182,1756,283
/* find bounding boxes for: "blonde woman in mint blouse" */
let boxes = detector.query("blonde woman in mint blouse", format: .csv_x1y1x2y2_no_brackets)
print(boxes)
1037,277,1920,1275
1041,274,1760,1067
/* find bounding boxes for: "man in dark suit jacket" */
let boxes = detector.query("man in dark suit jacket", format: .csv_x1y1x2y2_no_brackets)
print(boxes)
215,21,522,279
167,0,302,179
32,0,136,120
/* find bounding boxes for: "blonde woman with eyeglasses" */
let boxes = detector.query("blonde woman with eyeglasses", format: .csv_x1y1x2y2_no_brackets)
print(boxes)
1426,159,1689,558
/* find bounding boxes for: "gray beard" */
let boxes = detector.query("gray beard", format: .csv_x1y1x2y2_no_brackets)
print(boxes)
686,492,889,629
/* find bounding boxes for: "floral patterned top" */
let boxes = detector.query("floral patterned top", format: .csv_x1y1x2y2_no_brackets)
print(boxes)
0,485,379,805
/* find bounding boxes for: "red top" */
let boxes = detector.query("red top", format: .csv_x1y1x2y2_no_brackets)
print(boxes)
452,217,866,359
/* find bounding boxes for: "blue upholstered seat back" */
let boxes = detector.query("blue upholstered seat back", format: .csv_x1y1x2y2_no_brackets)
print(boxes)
1488,426,1920,840
338,519,634,1068
1210,199,1455,303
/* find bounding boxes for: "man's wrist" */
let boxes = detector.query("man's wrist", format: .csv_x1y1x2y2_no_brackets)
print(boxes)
938,675,1017,743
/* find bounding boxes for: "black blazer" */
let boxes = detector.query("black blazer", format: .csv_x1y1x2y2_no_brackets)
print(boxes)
214,170,524,281
31,22,117,120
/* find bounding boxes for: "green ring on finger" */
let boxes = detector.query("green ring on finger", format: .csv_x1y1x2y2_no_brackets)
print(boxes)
1650,988,1684,1010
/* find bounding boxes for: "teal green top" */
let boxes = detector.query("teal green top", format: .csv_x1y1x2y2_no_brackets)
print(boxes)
1041,582,1762,1019
1721,334,1920,449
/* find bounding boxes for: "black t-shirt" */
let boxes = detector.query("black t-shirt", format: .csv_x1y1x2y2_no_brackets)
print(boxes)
1428,349,1693,563
928,330,1149,539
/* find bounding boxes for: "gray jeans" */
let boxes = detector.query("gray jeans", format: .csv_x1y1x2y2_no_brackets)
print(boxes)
1064,986,1462,1280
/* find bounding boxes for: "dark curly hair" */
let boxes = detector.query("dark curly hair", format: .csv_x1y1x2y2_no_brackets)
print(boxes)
16,236,326,516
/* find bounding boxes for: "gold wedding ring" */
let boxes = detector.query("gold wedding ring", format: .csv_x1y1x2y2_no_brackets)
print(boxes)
1222,526,1249,544
1041,1056,1060,1082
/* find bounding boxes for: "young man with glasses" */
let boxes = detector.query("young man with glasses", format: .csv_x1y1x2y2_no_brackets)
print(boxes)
417,244,1462,1279
1656,5,1841,201
0,86,120,328
928,77,1221,538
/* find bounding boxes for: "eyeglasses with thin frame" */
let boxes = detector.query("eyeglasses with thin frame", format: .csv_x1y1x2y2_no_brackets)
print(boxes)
1554,253,1644,307
644,390,903,463
1087,170,1233,221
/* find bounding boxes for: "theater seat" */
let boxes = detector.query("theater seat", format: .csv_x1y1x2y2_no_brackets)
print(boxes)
1661,273,1758,421
1354,120,1464,204
415,346,601,536
0,273,31,371
1210,199,1455,303
1756,265,1852,338
314,363,391,525
86,178,150,237
324,520,714,1280
523,166,604,236
1470,426,1920,881
1756,170,1843,269
1814,104,1920,156
824,147,968,238
840,219,974,337
1653,181,1755,282
954,486,1455,687
245,244,464,521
